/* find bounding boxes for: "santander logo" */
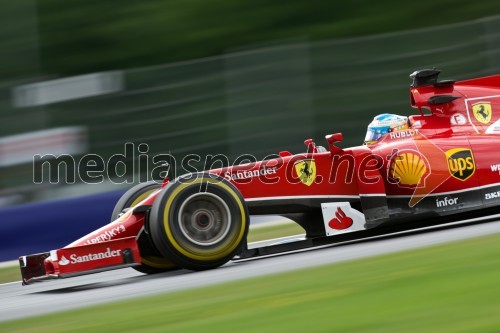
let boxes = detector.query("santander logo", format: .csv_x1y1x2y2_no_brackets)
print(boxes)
58,248,122,265
58,256,70,266
328,207,353,230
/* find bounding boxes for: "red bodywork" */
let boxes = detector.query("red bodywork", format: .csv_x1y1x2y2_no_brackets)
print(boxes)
19,70,500,284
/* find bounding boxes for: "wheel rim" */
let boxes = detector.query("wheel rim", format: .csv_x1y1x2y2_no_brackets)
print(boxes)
177,192,231,246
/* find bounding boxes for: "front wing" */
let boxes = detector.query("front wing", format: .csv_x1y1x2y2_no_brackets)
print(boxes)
18,202,368,285
19,237,141,285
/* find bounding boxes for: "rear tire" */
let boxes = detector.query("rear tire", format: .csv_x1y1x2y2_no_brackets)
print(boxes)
112,181,178,274
149,174,249,270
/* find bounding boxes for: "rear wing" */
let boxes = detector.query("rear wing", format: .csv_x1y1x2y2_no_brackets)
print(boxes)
409,69,500,118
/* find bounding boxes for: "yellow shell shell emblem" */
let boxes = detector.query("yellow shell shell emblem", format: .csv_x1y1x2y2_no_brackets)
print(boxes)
390,152,427,186
294,159,316,186
472,102,492,124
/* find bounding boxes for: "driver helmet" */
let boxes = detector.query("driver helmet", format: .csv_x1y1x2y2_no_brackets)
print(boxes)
364,113,408,145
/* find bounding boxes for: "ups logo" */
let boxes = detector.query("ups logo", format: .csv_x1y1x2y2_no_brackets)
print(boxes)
445,148,476,181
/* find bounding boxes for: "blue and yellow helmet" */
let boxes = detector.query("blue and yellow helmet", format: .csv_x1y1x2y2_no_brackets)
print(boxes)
364,114,408,145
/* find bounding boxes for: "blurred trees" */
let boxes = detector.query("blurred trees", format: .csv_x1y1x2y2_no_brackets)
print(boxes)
31,0,500,75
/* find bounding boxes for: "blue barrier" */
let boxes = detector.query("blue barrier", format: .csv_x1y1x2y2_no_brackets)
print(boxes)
0,190,126,262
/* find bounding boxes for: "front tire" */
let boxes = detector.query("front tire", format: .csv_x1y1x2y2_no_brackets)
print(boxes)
111,181,161,220
149,174,249,270
112,181,178,274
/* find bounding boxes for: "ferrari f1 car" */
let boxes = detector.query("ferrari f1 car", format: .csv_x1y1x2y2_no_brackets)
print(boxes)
19,69,500,284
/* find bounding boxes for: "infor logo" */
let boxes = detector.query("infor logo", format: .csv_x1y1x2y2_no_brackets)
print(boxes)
445,148,475,181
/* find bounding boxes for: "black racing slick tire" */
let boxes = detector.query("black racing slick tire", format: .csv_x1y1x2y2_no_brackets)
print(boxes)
111,181,161,220
112,181,178,274
149,174,249,271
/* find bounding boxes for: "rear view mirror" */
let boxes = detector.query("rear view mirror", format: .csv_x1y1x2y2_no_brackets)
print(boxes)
325,133,343,155
325,133,343,143
304,138,316,154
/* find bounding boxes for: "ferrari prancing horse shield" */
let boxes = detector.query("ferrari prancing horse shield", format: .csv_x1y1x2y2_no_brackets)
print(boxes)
472,102,492,124
294,159,316,186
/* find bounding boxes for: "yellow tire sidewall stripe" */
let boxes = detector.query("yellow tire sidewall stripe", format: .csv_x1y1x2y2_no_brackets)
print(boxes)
162,177,247,261
127,186,169,268
141,256,177,269
129,188,159,207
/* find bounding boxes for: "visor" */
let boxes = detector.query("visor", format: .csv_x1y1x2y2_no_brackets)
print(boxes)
364,125,389,144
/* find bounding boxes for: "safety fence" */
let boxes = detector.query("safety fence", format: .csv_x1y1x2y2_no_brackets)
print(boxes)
1,16,500,204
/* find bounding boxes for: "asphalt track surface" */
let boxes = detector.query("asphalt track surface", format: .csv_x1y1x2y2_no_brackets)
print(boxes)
2,215,500,322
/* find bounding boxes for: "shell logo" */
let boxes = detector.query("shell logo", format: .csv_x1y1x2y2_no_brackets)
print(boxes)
389,151,429,187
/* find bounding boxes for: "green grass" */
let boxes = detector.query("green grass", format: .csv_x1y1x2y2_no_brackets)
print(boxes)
247,221,305,243
3,233,500,332
0,265,21,285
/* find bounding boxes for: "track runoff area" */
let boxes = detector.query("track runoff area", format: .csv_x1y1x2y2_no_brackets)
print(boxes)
1,210,500,322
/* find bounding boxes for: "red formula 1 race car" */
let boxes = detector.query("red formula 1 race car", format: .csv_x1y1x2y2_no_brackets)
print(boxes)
20,69,500,284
